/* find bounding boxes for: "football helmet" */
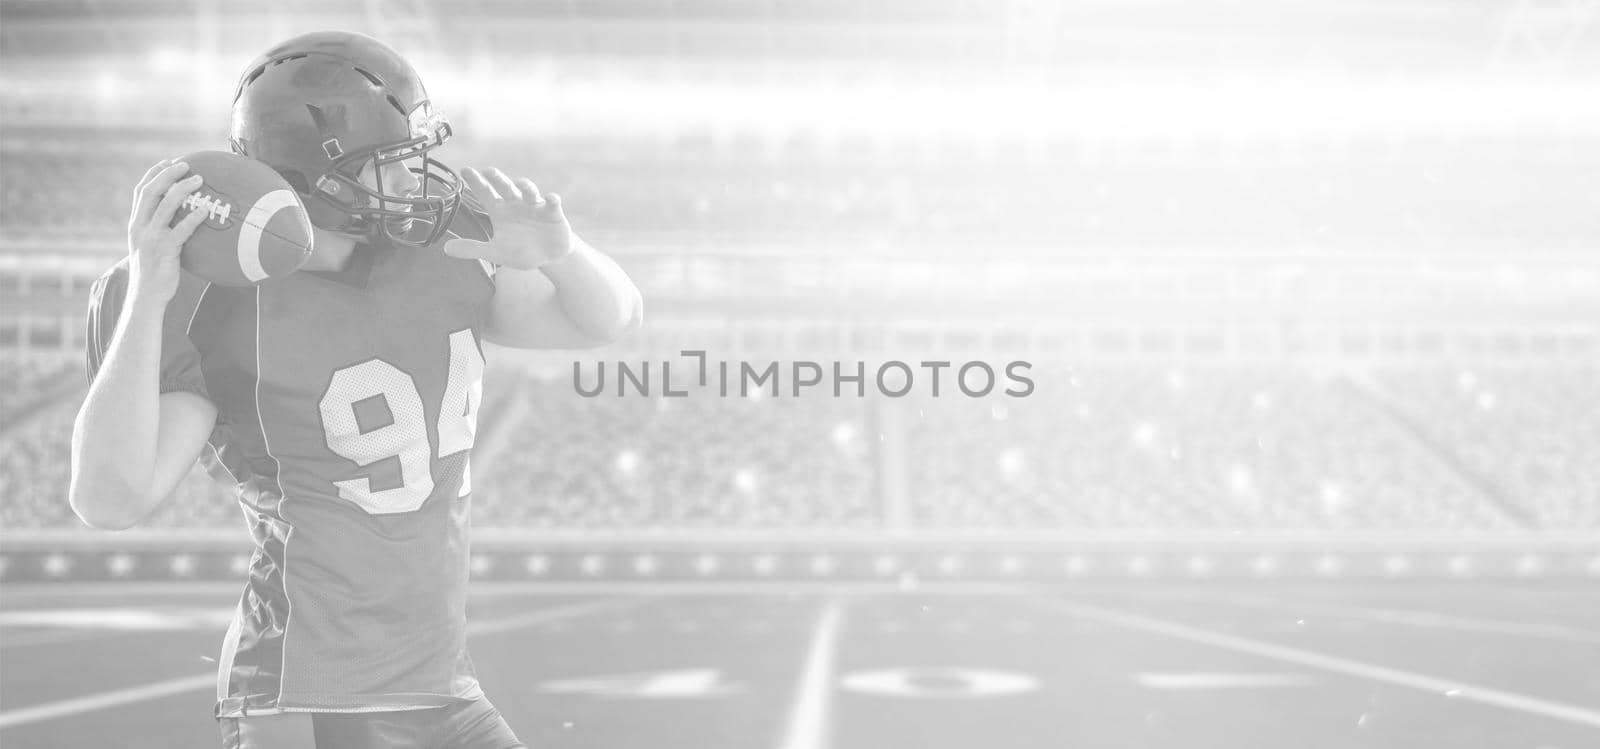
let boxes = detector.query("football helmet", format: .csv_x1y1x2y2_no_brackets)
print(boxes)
229,31,460,246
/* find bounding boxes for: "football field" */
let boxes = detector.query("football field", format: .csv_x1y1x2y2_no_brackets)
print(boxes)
1,582,1598,748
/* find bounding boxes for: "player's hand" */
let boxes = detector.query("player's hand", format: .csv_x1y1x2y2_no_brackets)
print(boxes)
127,158,209,303
443,167,574,270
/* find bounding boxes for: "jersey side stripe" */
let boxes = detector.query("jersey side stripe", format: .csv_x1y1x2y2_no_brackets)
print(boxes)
190,282,248,704
216,594,244,704
253,285,296,708
184,281,212,338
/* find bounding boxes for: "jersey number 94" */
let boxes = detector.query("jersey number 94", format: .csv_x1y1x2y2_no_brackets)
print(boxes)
318,329,485,514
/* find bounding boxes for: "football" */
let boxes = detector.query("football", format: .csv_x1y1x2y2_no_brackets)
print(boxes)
171,150,314,286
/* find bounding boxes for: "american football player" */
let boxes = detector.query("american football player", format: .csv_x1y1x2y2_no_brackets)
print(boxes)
69,30,642,749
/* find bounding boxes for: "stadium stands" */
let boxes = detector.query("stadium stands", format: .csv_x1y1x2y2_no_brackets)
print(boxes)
472,370,879,529
5,356,1591,532
1379,367,1600,529
907,368,1523,530
5,140,1597,252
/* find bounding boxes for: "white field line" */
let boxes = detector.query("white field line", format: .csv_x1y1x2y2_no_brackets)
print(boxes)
0,607,232,629
1134,672,1318,689
0,582,242,599
0,675,219,729
0,674,216,730
0,597,652,731
1033,597,1600,730
778,599,847,749
465,597,650,638
0,628,139,650
1221,592,1600,645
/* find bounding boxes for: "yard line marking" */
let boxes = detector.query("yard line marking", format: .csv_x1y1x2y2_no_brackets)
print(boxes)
0,582,242,599
0,674,214,730
1221,592,1600,645
466,597,652,638
1034,597,1600,730
0,607,233,630
778,599,846,749
0,597,651,730
0,607,230,650
1134,672,1318,689
0,628,136,649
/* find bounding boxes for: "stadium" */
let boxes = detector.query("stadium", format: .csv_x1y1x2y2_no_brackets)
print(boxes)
1,0,1598,747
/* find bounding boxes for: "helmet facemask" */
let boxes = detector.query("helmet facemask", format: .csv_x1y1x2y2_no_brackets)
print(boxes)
312,106,462,247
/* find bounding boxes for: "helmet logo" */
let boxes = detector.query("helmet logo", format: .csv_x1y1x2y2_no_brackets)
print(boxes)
182,191,234,228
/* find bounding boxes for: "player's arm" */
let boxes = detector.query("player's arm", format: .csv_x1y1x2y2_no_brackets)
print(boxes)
443,168,643,350
70,159,218,531
483,235,643,350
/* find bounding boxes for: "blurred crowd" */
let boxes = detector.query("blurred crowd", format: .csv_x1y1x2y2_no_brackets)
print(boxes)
471,372,878,529
3,354,1594,532
1381,368,1600,529
908,368,1523,530
4,142,1596,251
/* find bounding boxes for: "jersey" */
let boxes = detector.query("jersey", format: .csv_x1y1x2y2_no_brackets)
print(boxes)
86,238,497,718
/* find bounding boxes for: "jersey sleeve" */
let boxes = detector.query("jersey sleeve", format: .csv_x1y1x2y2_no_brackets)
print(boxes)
85,264,211,400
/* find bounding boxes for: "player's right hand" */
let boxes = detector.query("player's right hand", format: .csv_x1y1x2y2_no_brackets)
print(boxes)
126,158,208,303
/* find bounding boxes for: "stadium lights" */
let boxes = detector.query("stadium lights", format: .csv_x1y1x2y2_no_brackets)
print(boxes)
5,548,1600,583
750,555,779,576
733,468,760,494
147,46,188,74
459,73,1600,139
91,71,121,103
42,553,71,578
106,553,136,578
998,448,1027,480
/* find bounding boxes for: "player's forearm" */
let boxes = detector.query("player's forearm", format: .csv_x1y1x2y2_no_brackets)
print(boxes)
70,291,166,529
534,235,643,341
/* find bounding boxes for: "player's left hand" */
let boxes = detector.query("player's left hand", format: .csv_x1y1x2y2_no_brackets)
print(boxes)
443,167,573,269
